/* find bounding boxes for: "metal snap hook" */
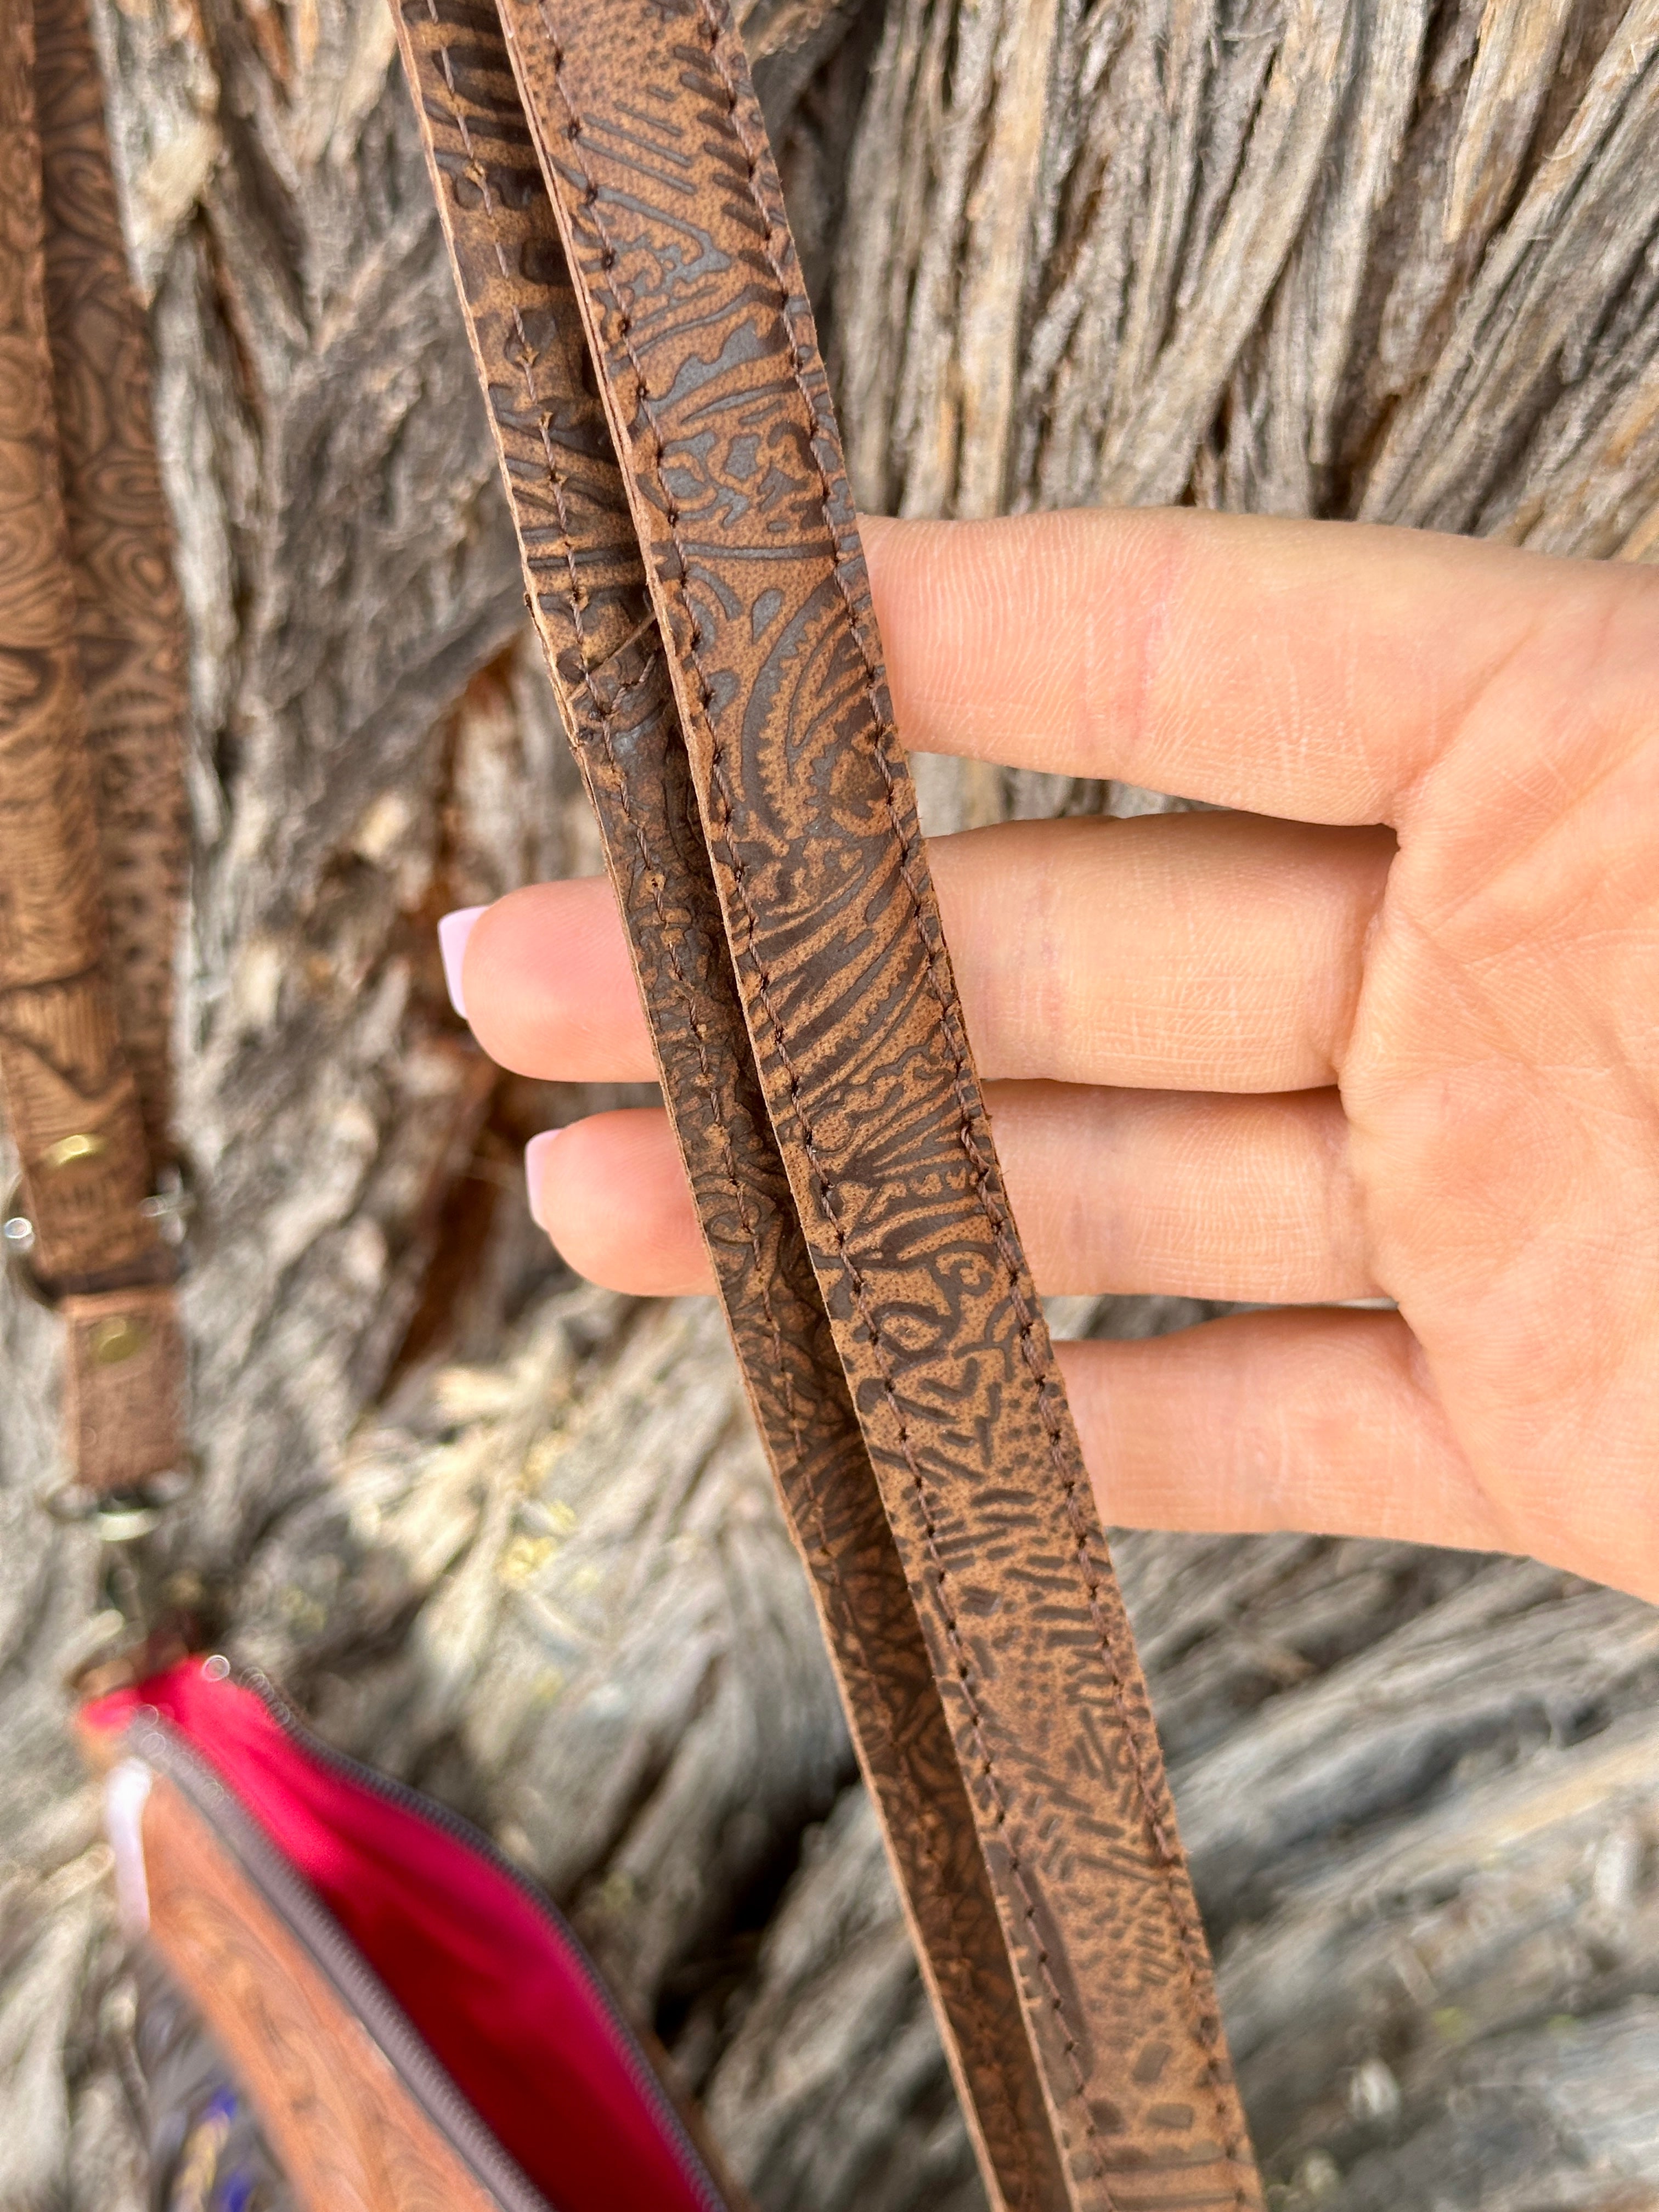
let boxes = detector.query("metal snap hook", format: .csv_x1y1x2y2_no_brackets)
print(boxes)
40,1457,201,1539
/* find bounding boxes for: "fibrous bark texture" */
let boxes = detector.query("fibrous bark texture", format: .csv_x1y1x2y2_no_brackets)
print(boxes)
4,3,1659,2209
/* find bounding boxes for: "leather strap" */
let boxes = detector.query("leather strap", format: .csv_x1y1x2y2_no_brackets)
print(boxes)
0,0,185,1493
62,1283,189,1494
390,10,1066,2203
36,0,190,1168
401,0,1266,2203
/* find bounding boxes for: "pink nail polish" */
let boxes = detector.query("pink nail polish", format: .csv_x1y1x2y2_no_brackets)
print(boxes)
524,1128,564,1232
437,906,487,1019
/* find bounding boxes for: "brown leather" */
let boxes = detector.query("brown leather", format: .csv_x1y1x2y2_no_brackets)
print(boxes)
0,0,153,1284
398,2,1266,2204
136,1770,512,2212
36,0,189,1167
390,8,1068,2205
61,1283,189,1492
0,0,185,1491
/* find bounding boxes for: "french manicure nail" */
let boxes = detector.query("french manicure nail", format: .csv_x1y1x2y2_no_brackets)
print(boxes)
437,906,486,1019
524,1128,564,1232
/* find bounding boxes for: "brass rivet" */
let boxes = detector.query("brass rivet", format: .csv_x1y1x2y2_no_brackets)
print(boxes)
42,1133,106,1172
90,1315,150,1365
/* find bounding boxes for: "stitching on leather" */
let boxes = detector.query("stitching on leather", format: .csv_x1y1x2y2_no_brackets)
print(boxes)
417,37,1039,2196
586,686,815,1494
421,4,580,640
567,732,1039,2207
675,9,1103,2176
685,7,1253,2190
434,9,1250,2185
702,757,1097,2192
551,585,995,2212
533,31,1064,2203
540,393,819,1564
416,5,813,1496
574,682,1023,2208
422,72,999,2092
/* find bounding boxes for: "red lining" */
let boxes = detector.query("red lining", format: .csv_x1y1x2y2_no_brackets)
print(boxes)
84,1663,708,2212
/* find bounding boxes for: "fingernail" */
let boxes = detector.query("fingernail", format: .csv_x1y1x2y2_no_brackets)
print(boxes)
437,906,487,1019
524,1128,564,1232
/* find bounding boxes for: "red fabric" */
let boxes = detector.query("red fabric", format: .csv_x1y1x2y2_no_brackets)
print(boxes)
84,1663,707,2212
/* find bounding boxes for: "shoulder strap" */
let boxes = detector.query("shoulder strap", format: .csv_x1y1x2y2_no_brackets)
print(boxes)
0,0,187,1510
35,0,190,1167
390,9,1068,2203
398,2,1265,2205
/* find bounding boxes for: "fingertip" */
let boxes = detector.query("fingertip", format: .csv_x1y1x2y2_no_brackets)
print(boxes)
523,1126,564,1232
523,1109,712,1295
459,879,655,1082
437,905,488,1019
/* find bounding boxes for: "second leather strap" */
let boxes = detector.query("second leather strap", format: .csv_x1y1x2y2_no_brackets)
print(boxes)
387,5,1066,2206
498,3,1262,2206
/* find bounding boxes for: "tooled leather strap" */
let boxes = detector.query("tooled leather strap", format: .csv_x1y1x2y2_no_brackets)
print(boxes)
390,9,1067,2204
0,0,185,1496
36,0,190,1170
492,5,1264,2206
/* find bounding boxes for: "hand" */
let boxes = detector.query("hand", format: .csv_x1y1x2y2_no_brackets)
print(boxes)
445,511,1659,1599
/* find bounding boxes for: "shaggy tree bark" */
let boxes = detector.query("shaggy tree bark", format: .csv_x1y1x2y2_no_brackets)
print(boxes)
4,3,1659,2208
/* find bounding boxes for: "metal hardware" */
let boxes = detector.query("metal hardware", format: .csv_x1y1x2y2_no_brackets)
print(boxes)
58,1507,210,1698
138,1161,194,1251
89,1313,151,1365
3,1200,56,1307
21,1155,205,1684
41,1131,107,1172
92,1498,167,1543
41,1456,200,1538
3,1158,198,1310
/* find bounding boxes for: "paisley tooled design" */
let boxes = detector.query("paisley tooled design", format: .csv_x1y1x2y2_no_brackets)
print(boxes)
492,4,1265,2204
142,1775,507,2212
390,5,1067,2202
35,0,189,1165
0,0,162,1296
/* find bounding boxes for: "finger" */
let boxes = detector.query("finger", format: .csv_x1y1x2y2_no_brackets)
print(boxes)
527,1110,706,1297
526,1085,1378,1304
1000,1082,1375,1299
464,879,655,1082
1057,1310,1509,1555
464,811,1394,1093
935,813,1392,1090
862,507,1650,827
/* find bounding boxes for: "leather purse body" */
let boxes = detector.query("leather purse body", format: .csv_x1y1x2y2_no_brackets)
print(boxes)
82,1665,736,2212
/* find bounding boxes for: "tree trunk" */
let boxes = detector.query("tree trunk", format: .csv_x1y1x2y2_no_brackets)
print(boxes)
5,3,1659,2208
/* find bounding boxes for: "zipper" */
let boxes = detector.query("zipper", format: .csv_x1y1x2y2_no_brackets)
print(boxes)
131,1663,729,2212
130,1714,561,2212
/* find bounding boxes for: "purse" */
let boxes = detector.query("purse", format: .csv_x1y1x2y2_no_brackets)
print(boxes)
0,0,1266,2205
